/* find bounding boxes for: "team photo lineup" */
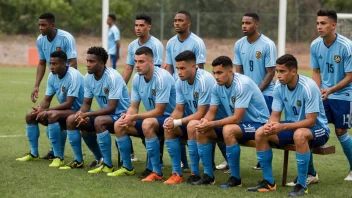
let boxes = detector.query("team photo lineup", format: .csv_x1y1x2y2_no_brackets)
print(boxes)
14,8,352,197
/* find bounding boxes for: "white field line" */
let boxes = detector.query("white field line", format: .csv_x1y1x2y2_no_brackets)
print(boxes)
0,134,26,138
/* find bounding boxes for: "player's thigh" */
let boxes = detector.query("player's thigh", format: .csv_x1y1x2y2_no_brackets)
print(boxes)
237,122,264,143
47,109,77,123
209,127,223,141
222,124,243,139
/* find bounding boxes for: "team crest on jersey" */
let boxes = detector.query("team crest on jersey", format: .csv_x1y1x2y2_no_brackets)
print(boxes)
296,100,302,107
56,47,62,51
194,92,199,100
334,55,341,63
231,96,236,104
61,86,66,93
104,88,109,94
152,89,156,96
255,51,262,59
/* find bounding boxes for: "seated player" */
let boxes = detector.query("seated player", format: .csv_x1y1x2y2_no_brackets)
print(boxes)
110,46,176,182
188,56,270,186
247,54,330,197
162,51,216,184
16,50,84,168
61,47,130,172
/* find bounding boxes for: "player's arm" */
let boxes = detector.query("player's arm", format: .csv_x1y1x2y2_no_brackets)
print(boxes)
170,104,185,119
115,40,121,61
31,59,47,103
235,65,243,74
85,99,118,117
279,113,317,131
126,101,140,115
39,95,54,110
133,103,167,120
48,96,77,111
322,72,352,100
122,65,134,84
203,105,218,121
164,64,174,75
312,68,322,89
259,67,275,91
179,104,208,125
209,107,245,127
68,58,77,69
79,98,93,113
197,63,204,69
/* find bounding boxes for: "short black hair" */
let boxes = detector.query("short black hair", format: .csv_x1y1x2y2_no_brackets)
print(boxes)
175,50,196,63
212,56,233,68
136,13,152,25
87,46,109,65
135,46,154,58
276,54,298,70
50,50,67,62
317,9,337,22
177,10,192,22
243,12,259,22
108,14,116,21
39,12,55,23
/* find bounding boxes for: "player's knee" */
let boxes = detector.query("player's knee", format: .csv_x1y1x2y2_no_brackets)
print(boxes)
47,111,58,124
255,127,265,141
94,116,109,131
187,120,199,132
25,111,36,124
142,118,157,135
222,125,235,139
335,128,348,136
293,129,308,145
66,114,76,128
113,120,123,133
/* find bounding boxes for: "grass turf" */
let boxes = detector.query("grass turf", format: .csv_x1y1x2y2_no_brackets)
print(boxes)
0,66,351,198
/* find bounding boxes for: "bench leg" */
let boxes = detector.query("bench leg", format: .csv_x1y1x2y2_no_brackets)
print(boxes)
282,150,289,186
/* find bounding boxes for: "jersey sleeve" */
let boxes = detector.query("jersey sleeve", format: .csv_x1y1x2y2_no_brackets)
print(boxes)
63,35,77,60
155,75,173,104
125,43,135,66
45,74,56,96
36,38,46,61
197,75,213,106
264,41,277,67
272,83,284,112
343,46,352,72
210,85,221,106
194,40,206,64
233,41,242,66
84,75,94,98
310,43,320,69
234,84,253,108
305,82,321,114
165,41,173,65
153,41,164,67
175,81,185,104
67,72,81,97
131,75,141,102
113,27,120,41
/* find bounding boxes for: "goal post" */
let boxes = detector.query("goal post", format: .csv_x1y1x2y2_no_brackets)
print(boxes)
337,13,352,40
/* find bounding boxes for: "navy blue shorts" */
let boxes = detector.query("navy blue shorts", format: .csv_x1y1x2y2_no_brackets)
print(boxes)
110,55,117,69
324,99,351,129
214,122,264,143
264,95,273,113
134,115,169,137
179,125,188,139
277,123,330,148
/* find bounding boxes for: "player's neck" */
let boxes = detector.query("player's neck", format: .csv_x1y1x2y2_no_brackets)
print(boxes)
187,69,197,85
58,67,68,79
225,74,234,88
287,74,299,90
138,33,151,45
47,29,57,41
177,30,191,41
94,67,105,80
247,32,260,44
144,66,154,82
323,32,336,48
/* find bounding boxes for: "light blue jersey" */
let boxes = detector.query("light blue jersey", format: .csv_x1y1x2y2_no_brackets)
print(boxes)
210,73,270,123
310,33,352,101
108,24,120,55
131,67,176,116
84,67,130,115
234,34,277,96
272,75,329,130
46,67,84,111
37,29,76,67
126,36,163,67
166,33,206,79
176,69,215,116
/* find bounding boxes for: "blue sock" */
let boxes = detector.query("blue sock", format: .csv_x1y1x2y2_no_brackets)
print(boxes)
97,130,112,167
218,143,228,162
166,138,182,176
48,122,62,159
180,144,189,169
83,133,102,161
198,142,214,178
338,133,352,170
307,152,316,175
116,136,132,170
145,136,162,175
296,151,310,188
257,149,274,184
26,124,40,157
188,140,200,176
61,130,67,157
67,130,83,163
46,127,54,155
226,143,241,179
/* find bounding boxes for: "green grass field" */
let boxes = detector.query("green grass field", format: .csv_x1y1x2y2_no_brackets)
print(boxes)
0,66,351,197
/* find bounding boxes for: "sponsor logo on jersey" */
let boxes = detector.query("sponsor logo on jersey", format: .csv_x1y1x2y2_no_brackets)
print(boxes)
104,88,109,94
62,86,66,92
256,51,262,59
194,92,199,100
297,100,302,107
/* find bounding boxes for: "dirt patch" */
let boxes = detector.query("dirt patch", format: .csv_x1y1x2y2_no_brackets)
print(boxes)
0,35,311,69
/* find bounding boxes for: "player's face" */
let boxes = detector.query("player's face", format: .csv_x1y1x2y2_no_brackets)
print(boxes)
174,14,190,34
242,16,258,36
317,16,336,37
212,65,232,86
134,54,153,75
38,19,53,35
135,20,151,37
276,63,296,85
176,61,195,81
106,17,113,26
86,54,104,74
49,57,65,75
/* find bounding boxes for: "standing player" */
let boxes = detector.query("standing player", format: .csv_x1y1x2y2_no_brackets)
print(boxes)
16,51,83,168
33,12,77,160
107,14,121,69
122,13,163,84
61,47,130,172
109,47,175,182
311,9,352,181
188,56,269,186
248,54,330,197
164,10,206,80
162,51,216,184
